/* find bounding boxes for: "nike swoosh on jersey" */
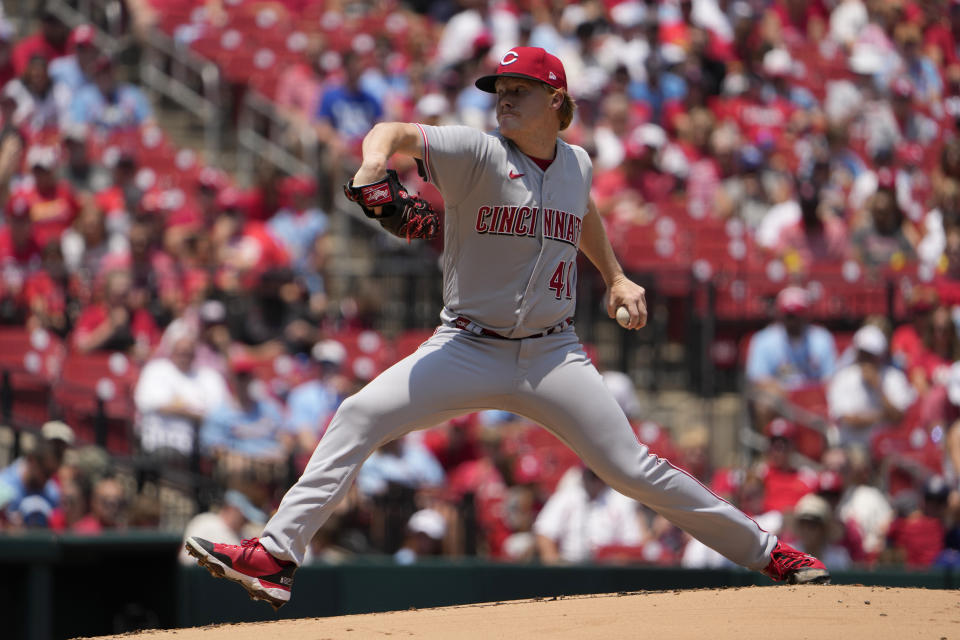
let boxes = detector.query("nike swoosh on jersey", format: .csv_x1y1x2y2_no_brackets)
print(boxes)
509,170,525,179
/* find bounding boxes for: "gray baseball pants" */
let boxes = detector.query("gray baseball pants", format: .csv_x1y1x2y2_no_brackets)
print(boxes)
260,325,777,568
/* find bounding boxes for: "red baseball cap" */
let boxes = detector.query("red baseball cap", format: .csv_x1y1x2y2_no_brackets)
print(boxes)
475,47,567,93
775,286,809,314
70,24,96,49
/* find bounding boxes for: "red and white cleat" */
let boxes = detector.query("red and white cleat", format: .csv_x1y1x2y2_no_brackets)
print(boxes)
185,537,296,609
763,540,831,585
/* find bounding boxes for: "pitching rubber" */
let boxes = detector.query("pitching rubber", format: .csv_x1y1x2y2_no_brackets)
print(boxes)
787,567,831,585
184,537,290,610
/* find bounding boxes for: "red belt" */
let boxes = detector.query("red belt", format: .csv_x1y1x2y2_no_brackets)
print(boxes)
453,316,573,340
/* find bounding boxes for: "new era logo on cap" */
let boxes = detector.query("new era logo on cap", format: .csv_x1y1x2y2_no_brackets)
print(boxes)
475,46,567,93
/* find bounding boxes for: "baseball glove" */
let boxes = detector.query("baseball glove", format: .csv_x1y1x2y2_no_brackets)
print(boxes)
343,170,440,240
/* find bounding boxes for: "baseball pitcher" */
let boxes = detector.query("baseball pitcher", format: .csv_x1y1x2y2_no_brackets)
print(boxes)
186,47,829,608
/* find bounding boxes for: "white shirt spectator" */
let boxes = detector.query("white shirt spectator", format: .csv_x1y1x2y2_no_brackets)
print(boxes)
827,361,915,447
830,0,869,47
178,512,239,564
134,357,229,455
533,473,644,563
681,537,735,569
756,200,801,249
838,484,894,555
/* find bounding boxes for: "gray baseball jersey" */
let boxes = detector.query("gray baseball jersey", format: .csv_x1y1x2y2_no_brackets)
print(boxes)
259,123,777,571
416,124,589,337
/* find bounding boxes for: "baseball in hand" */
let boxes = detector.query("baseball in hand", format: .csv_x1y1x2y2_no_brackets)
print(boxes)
616,306,631,328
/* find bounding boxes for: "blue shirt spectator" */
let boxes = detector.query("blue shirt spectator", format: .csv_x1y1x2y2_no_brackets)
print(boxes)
0,445,61,528
67,56,152,133
268,205,328,278
746,287,837,389
286,378,339,440
201,364,293,459
356,435,446,497
316,85,382,142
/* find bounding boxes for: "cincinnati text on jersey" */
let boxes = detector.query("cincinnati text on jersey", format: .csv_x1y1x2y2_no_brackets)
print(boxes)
474,206,583,247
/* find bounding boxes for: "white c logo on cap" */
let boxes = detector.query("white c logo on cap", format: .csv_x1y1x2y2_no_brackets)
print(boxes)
500,50,519,66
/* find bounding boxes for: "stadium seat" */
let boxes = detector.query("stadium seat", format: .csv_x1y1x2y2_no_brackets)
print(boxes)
52,351,141,454
0,327,65,426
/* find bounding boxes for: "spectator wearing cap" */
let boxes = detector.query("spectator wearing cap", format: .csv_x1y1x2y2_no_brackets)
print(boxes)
592,123,674,233
49,25,99,94
199,355,293,464
825,42,890,141
3,54,60,135
835,444,894,561
756,418,820,515
178,488,267,565
159,299,232,377
788,493,852,570
72,475,127,534
533,466,645,564
211,192,290,288
285,339,347,455
134,327,229,458
243,164,284,223
67,55,154,133
13,145,81,250
745,286,838,428
394,508,449,564
885,475,950,568
850,182,918,268
267,175,328,279
355,433,446,499
828,324,916,448
0,194,41,271
72,265,159,359
0,438,61,530
41,419,75,466
12,11,70,75
829,0,869,48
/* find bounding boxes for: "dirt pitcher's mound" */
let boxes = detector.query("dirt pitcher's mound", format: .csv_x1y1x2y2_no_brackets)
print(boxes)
83,585,960,640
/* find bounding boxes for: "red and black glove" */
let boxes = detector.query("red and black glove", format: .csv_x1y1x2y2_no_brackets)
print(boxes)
344,169,440,240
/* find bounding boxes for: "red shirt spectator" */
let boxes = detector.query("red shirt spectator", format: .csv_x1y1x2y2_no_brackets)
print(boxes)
12,13,70,75
887,513,945,568
0,196,41,267
768,0,828,45
760,465,819,514
15,146,81,249
72,267,159,357
758,419,820,514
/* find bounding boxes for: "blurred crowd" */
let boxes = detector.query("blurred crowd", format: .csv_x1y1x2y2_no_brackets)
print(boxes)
1,0,960,572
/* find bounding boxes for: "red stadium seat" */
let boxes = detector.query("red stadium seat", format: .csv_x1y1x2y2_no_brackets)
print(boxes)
52,351,140,454
0,327,65,426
